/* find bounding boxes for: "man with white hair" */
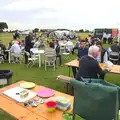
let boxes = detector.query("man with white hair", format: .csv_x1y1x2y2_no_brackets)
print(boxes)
10,41,21,54
76,45,107,80
10,40,21,63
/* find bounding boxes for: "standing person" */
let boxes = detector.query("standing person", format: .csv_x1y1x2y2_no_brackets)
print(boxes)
24,32,33,64
102,32,107,44
54,40,62,65
107,33,112,44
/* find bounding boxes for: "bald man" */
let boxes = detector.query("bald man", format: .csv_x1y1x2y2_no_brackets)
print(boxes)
76,45,107,80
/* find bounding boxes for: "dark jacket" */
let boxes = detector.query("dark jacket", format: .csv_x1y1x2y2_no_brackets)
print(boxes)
111,43,120,52
25,35,33,51
55,44,60,56
0,44,6,51
76,55,106,80
78,47,88,59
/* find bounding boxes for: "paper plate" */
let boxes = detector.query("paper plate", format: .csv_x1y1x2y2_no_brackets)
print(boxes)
20,82,36,89
37,88,55,98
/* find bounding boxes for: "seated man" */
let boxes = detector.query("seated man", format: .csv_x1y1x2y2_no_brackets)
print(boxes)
72,40,88,78
76,45,107,80
10,41,21,62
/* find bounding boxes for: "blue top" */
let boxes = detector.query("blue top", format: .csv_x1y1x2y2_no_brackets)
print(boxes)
78,47,88,59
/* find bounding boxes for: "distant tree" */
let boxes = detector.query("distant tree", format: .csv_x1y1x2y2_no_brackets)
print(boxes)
79,29,84,32
34,28,39,33
85,30,90,33
0,22,8,32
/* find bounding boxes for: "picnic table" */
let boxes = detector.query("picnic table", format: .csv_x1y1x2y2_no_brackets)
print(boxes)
65,59,120,76
0,81,73,120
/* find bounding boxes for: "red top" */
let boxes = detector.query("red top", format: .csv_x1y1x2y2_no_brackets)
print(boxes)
18,41,21,45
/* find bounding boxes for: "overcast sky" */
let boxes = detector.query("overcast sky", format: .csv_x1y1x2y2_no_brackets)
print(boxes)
0,0,120,30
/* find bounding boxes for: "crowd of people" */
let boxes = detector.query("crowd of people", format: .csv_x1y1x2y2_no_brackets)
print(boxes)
0,31,120,78
71,35,120,80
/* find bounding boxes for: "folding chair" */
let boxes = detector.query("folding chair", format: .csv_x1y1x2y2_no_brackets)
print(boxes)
25,51,39,68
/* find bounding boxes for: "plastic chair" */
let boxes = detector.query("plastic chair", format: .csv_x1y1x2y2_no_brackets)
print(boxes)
44,48,56,70
25,51,38,68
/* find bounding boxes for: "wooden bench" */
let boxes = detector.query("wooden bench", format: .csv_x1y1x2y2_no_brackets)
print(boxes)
56,75,74,94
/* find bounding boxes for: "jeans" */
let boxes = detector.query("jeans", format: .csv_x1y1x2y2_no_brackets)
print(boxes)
72,67,78,78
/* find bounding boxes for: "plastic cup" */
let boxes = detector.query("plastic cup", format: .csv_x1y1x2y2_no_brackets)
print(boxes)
46,101,56,113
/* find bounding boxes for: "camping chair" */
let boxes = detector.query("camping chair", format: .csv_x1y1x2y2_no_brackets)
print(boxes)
109,52,119,64
25,51,39,68
44,48,56,70
71,80,119,120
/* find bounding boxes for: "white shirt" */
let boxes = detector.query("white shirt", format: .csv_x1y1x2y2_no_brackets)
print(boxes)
107,34,111,39
103,33,107,38
10,43,21,53
66,41,74,52
33,41,41,48
66,41,73,46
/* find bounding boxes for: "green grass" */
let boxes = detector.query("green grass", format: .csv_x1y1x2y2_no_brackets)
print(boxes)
0,32,120,119
0,109,15,120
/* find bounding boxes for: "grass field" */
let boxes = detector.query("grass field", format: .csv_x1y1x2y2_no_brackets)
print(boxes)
0,33,120,120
